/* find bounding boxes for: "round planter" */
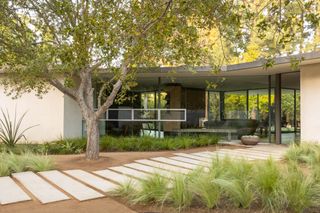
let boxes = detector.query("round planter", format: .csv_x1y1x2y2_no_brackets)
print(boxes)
241,135,260,145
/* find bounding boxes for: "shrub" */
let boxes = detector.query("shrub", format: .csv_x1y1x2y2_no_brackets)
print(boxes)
37,135,219,155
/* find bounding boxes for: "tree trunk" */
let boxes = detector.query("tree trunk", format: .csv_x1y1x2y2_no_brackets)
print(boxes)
85,118,100,160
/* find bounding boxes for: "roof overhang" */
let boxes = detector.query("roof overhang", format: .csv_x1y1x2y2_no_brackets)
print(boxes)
133,51,320,78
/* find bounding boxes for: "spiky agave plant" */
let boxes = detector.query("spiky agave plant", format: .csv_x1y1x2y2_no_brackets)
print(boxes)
0,108,38,147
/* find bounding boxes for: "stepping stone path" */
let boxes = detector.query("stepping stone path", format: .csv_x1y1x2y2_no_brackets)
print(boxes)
13,171,69,204
0,145,287,206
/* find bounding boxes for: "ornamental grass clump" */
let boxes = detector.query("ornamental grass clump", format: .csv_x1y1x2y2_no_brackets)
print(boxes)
189,168,221,209
167,174,193,212
282,163,320,213
252,158,286,212
132,173,169,204
0,151,55,176
214,159,255,209
111,181,138,201
285,143,320,164
0,155,10,176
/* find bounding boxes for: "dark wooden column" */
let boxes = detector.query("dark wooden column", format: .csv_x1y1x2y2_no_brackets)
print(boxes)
157,77,161,138
268,75,272,143
219,91,225,120
275,74,282,144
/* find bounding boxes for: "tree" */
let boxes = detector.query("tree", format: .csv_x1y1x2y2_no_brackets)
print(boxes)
0,0,248,160
0,0,319,160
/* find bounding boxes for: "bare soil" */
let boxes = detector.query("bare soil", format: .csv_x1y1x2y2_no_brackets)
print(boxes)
1,144,241,213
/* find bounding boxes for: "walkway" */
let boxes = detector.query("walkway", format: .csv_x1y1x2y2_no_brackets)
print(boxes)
0,145,287,206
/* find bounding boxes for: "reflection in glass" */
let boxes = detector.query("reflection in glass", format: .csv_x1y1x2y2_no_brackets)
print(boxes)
224,91,247,119
208,92,220,121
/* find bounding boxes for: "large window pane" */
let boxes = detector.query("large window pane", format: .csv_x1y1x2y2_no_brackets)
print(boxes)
224,91,247,119
141,92,168,109
208,92,220,121
296,90,300,131
281,89,295,132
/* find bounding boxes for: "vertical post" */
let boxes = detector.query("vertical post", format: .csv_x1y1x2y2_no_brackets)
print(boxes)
207,91,210,120
257,94,260,121
157,77,161,138
219,91,225,120
268,75,272,143
246,90,249,119
205,91,209,121
275,74,282,144
294,89,297,134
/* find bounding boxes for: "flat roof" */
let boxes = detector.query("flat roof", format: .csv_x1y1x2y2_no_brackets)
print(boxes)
131,51,320,78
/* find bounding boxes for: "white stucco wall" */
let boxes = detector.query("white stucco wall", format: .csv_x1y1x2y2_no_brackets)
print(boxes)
63,95,83,139
300,63,320,142
0,85,65,142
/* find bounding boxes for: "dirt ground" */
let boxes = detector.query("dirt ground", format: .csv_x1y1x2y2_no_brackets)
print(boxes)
1,144,242,213
53,144,237,171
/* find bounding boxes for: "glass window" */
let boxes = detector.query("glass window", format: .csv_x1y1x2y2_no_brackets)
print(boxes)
296,90,300,131
141,92,168,109
248,89,274,122
281,89,295,132
208,92,220,121
224,91,247,119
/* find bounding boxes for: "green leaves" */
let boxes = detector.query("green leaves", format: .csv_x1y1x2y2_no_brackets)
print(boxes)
0,108,37,147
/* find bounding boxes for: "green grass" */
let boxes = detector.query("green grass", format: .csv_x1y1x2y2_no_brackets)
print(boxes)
1,135,219,155
214,159,254,208
189,168,220,209
167,174,193,212
252,158,285,212
0,151,55,176
284,143,320,165
132,173,169,204
282,163,320,213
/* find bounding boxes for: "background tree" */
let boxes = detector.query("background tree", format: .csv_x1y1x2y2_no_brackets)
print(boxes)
0,0,319,160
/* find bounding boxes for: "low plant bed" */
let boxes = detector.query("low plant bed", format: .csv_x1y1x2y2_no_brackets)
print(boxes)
0,151,55,177
1,135,220,155
111,143,320,213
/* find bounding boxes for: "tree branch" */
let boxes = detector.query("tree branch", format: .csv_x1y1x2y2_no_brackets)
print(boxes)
95,62,129,117
48,79,77,101
141,0,173,35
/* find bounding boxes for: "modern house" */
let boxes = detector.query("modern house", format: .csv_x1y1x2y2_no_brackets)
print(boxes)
1,51,320,144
